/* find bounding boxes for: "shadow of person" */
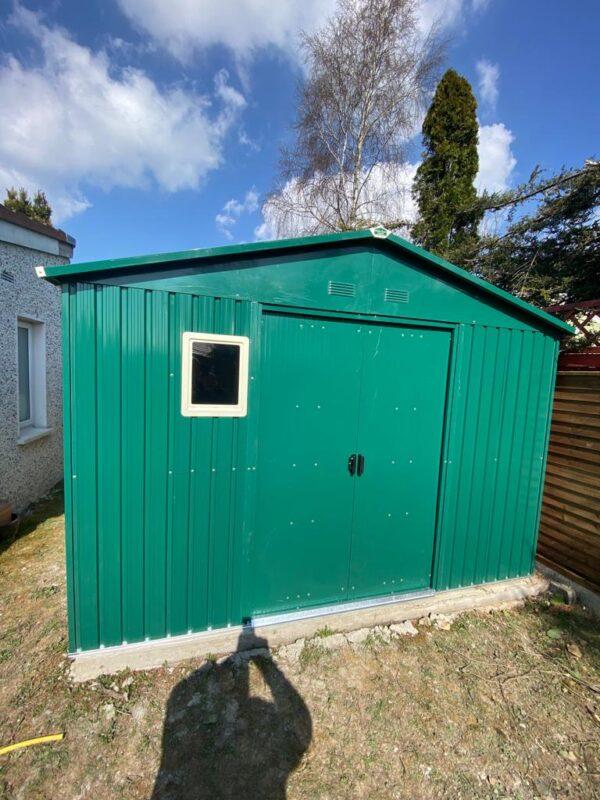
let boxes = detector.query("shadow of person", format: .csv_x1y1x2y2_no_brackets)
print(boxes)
151,628,312,800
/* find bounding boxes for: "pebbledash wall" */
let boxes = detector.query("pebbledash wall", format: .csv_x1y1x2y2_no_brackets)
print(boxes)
0,205,75,511
42,229,571,655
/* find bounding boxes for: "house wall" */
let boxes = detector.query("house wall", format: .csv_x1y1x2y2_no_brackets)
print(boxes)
61,245,561,653
0,240,68,511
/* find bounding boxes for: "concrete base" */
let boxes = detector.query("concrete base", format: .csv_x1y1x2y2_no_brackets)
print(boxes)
536,561,600,617
70,575,548,682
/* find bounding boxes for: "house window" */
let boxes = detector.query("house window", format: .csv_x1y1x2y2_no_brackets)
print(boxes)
181,332,249,417
18,322,33,425
16,317,48,439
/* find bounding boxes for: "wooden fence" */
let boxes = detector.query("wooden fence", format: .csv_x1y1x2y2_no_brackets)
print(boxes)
537,371,600,592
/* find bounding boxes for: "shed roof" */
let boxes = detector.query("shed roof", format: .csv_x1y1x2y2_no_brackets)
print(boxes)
40,228,573,335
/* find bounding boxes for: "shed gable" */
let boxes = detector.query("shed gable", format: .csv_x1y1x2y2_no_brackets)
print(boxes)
92,243,551,333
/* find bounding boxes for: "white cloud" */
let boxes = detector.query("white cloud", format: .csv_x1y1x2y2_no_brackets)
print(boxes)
476,123,516,192
0,6,246,222
476,59,499,110
418,0,492,35
216,189,259,239
117,0,338,62
118,0,493,63
418,0,464,35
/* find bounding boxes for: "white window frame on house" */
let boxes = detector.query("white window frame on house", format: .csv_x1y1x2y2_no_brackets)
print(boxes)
17,320,34,428
181,332,249,418
16,315,49,444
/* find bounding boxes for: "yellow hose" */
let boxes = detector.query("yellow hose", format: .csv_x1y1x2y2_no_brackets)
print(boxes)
0,733,64,756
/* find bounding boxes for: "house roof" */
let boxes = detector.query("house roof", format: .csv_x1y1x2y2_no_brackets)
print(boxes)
40,227,573,335
0,202,75,246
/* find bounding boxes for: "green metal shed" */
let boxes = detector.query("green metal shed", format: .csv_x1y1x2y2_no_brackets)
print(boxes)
41,228,571,655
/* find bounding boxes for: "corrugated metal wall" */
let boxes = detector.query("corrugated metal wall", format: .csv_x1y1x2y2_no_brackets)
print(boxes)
63,282,559,653
435,325,558,589
63,283,256,651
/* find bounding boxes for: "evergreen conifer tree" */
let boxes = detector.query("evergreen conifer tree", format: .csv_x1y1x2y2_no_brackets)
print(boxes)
413,69,482,264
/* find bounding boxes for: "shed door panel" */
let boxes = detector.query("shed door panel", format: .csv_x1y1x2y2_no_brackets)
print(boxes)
250,313,362,615
349,326,451,598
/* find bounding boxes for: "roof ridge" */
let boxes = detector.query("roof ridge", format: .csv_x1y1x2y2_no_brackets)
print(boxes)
40,228,573,335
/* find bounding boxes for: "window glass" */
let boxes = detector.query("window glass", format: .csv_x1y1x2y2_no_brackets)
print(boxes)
18,325,31,423
191,341,240,406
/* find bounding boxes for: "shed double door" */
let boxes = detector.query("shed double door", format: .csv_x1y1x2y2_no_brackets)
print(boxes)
249,312,450,617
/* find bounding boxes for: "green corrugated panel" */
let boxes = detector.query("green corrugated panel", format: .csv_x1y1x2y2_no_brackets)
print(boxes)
519,335,559,573
97,285,122,646
433,326,558,590
61,285,76,651
186,295,215,634
474,327,510,581
167,292,193,636
71,283,99,651
120,287,145,644
144,289,169,640
431,323,471,588
483,328,526,582
62,265,561,653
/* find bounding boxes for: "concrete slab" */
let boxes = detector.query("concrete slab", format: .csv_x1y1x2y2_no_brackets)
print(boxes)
70,574,548,682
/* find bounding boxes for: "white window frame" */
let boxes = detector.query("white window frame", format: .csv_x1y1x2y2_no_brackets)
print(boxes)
16,315,49,442
181,332,249,418
17,320,34,428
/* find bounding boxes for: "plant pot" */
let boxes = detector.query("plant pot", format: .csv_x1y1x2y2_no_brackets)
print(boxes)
0,500,12,527
0,513,20,544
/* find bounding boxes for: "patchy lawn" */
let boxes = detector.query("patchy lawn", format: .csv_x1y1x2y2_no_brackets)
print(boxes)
0,490,598,800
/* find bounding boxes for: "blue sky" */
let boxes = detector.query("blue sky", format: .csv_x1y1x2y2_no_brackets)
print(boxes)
0,0,597,263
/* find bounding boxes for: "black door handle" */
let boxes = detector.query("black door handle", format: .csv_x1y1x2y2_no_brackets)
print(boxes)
348,454,357,476
357,454,365,476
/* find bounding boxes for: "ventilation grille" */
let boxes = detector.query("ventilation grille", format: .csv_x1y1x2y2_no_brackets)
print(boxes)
328,280,356,298
384,288,409,304
1,269,15,284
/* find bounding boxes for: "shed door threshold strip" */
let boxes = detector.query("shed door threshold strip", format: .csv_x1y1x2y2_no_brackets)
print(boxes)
252,588,435,627
71,589,436,656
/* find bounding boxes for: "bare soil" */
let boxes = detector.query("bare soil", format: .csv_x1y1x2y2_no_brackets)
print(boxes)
0,489,598,799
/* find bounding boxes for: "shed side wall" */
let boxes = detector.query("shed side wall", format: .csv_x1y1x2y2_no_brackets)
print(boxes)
434,325,558,589
64,283,256,651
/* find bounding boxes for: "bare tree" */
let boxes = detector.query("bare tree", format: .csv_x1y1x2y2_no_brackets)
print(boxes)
264,0,443,238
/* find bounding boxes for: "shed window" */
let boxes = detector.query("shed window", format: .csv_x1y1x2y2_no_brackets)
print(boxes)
181,332,249,417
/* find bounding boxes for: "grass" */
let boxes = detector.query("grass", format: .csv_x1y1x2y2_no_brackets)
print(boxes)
0,489,598,799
